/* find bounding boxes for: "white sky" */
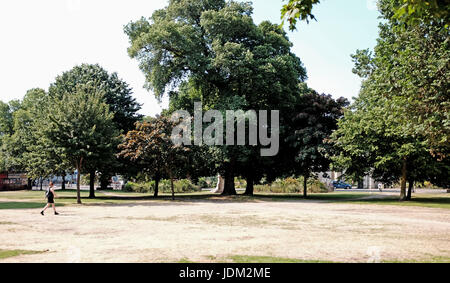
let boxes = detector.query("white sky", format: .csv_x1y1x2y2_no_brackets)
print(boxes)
0,0,168,116
0,0,380,117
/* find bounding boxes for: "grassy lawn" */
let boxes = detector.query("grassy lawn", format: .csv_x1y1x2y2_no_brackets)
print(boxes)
350,194,450,209
0,249,46,260
0,190,448,209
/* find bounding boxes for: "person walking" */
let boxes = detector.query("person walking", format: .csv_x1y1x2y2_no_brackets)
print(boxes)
40,182,59,215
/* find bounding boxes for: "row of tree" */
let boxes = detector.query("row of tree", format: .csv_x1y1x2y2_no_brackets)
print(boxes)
0,64,142,203
280,0,449,200
121,0,349,198
120,0,448,200
1,0,447,203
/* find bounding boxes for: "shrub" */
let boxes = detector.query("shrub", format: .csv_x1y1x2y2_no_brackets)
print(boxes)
235,177,247,189
124,181,152,193
124,179,200,194
254,177,328,194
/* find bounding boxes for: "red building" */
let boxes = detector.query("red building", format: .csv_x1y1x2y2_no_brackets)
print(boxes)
0,173,30,191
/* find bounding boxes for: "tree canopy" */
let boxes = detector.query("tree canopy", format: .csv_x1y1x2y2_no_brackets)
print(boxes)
37,85,119,203
332,0,449,200
125,0,307,195
49,64,143,196
286,85,349,197
119,115,190,199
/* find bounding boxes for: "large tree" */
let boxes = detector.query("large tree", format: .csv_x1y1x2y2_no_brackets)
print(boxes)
49,64,142,197
286,84,349,198
331,87,431,200
0,89,62,183
125,0,306,195
37,85,119,204
373,0,449,158
330,0,448,201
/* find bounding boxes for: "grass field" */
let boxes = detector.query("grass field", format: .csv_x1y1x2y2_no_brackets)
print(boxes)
1,189,449,209
0,189,449,263
0,249,46,260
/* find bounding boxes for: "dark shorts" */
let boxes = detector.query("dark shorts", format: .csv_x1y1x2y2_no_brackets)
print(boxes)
47,197,54,204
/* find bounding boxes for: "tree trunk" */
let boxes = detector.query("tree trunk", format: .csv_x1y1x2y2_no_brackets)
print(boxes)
154,176,160,198
27,178,32,190
399,159,408,201
100,174,109,190
76,159,83,204
89,170,96,198
61,174,66,190
40,177,43,191
406,179,414,201
222,162,236,196
303,173,309,198
244,174,254,196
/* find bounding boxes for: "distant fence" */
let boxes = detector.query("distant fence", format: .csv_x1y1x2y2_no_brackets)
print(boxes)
0,173,30,191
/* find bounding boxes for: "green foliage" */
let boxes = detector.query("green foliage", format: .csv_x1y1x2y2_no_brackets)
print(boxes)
284,86,349,187
254,177,328,194
125,179,200,194
281,0,321,31
49,64,142,132
125,0,307,195
34,86,119,203
119,116,190,198
39,87,119,165
332,0,449,200
392,0,450,26
0,89,56,176
281,0,450,30
48,64,143,193
0,249,46,260
0,101,13,137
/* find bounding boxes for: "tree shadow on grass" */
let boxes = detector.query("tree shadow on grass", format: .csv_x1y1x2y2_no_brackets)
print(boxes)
48,193,450,208
57,193,327,206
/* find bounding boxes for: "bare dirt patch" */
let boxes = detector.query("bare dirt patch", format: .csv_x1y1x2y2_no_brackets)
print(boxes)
0,200,449,263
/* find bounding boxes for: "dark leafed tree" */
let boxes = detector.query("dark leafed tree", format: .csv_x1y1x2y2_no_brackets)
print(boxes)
286,85,349,198
119,116,190,200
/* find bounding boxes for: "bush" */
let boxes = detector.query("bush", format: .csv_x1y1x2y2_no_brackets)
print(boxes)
124,179,200,194
235,177,247,189
254,177,328,194
124,182,151,193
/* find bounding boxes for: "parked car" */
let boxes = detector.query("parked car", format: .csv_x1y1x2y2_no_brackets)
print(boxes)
332,181,352,190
